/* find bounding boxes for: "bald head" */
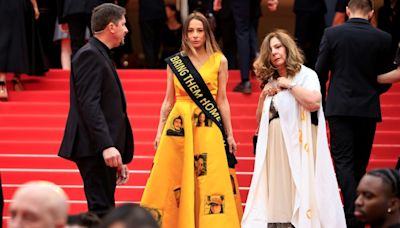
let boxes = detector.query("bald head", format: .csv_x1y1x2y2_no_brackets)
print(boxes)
8,181,69,228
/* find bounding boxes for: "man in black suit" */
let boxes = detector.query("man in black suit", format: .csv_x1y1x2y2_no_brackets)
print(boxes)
59,3,134,218
315,0,394,227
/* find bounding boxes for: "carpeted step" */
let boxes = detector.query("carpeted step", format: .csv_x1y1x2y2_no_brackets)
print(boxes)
0,169,254,188
2,69,400,220
0,127,399,145
0,140,398,159
0,155,255,172
0,102,259,116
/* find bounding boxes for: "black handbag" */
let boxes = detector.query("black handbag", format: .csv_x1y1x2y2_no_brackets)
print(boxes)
253,133,258,155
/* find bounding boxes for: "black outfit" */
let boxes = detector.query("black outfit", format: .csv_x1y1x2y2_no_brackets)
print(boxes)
59,37,134,217
230,0,259,82
294,0,326,69
0,0,48,76
160,24,182,68
378,0,400,60
315,18,394,228
215,0,237,69
37,0,59,68
57,0,107,56
138,0,166,68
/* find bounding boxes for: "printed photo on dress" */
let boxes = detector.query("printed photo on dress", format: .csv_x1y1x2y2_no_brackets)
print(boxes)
194,153,207,177
173,187,181,208
205,194,224,215
195,111,212,127
166,116,184,136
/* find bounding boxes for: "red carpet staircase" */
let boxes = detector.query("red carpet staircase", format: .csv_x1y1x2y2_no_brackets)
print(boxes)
1,69,399,226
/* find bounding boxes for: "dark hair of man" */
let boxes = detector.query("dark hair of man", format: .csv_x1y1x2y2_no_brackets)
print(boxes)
348,0,374,13
367,168,400,198
91,3,126,33
98,203,159,228
67,212,101,227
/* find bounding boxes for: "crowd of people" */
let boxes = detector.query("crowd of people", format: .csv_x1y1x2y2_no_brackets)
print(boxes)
1,0,400,227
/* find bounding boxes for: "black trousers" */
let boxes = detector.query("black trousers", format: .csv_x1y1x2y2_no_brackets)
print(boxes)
67,13,92,57
328,116,376,228
295,12,325,70
139,19,163,69
75,156,117,218
230,0,257,82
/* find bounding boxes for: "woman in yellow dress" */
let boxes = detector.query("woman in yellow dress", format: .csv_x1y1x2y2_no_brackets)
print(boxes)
141,12,242,228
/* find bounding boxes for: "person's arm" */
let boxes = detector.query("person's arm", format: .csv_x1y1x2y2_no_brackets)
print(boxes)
256,88,267,124
216,55,237,154
154,66,175,149
377,67,400,84
255,81,279,123
30,0,40,19
277,77,321,112
315,31,331,109
332,0,347,26
332,12,345,26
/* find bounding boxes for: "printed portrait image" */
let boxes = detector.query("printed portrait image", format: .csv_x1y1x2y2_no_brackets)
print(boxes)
166,116,184,136
194,153,207,177
195,111,212,127
173,187,181,208
205,194,224,215
143,207,162,227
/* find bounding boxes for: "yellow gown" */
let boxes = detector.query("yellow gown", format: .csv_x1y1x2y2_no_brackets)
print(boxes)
141,52,242,228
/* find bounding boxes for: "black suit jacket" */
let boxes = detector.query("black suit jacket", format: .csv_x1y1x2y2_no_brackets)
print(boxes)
315,18,394,121
59,37,134,164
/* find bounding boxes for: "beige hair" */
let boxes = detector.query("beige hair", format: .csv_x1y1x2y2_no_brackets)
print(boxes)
181,12,220,56
253,29,304,88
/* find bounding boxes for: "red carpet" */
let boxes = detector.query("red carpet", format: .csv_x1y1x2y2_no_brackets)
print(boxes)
1,69,399,225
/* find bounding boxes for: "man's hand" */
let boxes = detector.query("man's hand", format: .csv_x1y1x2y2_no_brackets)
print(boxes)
227,135,237,154
213,0,222,11
116,165,129,185
102,147,122,168
267,0,279,12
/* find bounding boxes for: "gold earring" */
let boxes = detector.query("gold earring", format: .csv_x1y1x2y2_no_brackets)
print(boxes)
387,208,392,213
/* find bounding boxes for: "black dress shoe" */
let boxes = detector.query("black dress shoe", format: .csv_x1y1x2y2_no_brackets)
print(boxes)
233,81,252,94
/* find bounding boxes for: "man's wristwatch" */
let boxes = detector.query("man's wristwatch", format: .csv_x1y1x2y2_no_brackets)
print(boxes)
288,81,297,90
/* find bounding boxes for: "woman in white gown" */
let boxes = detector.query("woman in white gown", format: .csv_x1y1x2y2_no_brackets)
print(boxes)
242,29,346,228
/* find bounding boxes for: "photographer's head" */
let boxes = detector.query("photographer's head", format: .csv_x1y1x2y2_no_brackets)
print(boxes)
346,0,374,20
98,204,159,228
8,181,69,228
91,3,128,48
355,168,400,228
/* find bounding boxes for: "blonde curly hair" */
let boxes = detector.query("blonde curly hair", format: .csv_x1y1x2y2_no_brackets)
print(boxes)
253,29,304,88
